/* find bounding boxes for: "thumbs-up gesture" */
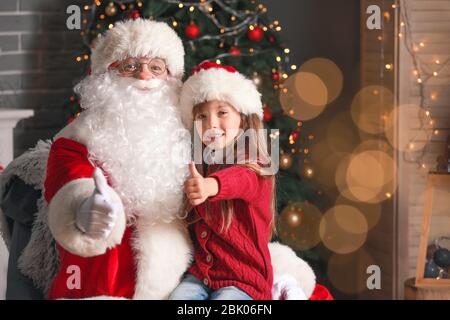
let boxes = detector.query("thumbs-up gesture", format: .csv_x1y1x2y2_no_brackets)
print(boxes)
184,162,219,207
75,168,118,239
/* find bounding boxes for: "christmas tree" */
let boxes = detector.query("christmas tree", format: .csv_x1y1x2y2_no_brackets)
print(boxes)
68,0,328,280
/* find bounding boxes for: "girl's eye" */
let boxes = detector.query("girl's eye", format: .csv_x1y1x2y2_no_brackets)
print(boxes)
196,114,206,120
218,111,228,116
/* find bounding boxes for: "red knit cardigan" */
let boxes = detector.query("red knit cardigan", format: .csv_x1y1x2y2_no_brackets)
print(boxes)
188,165,274,300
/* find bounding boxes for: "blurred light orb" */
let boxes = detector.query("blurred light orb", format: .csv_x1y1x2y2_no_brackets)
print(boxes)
328,250,375,294
346,151,385,201
335,195,381,230
278,202,323,250
351,85,394,134
299,57,344,104
335,143,397,204
279,72,328,121
319,205,368,254
385,104,433,152
280,153,293,170
295,72,328,106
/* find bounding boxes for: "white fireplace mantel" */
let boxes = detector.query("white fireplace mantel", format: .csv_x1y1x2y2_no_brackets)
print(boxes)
0,109,34,167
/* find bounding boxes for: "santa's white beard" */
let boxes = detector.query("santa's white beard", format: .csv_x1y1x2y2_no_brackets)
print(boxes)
73,72,191,224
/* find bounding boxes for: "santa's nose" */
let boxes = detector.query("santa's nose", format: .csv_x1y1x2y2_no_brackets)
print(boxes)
134,65,154,80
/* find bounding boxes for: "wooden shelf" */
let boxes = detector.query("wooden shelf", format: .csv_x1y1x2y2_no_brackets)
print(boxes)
405,278,450,300
415,173,450,287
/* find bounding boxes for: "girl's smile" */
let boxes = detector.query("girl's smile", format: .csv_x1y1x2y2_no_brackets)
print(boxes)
194,100,242,149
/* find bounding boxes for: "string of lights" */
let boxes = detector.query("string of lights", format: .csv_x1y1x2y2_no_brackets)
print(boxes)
398,0,449,170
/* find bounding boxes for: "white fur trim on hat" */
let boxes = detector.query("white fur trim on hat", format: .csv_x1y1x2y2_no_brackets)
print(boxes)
179,66,263,128
90,19,185,78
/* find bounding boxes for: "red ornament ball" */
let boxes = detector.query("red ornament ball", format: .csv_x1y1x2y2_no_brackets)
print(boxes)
263,106,273,122
185,22,201,39
272,72,280,81
228,46,241,56
128,10,140,20
247,26,264,42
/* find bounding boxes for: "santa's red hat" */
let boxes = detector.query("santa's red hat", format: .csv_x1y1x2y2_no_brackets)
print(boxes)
179,61,263,129
90,19,185,78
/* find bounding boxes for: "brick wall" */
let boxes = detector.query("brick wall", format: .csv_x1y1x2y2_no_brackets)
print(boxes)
0,0,91,157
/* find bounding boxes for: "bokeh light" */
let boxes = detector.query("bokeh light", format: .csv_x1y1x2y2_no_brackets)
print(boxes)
295,72,329,107
335,142,397,203
278,202,323,250
327,250,375,294
351,85,394,134
353,139,392,155
279,72,328,121
335,195,382,230
346,151,386,202
299,57,344,104
319,205,368,254
280,57,344,122
384,104,433,152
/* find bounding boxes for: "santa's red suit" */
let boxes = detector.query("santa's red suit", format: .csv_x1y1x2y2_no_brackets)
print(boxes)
44,137,130,299
43,128,195,299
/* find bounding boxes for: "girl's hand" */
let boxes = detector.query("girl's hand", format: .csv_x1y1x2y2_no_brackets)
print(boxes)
184,162,218,206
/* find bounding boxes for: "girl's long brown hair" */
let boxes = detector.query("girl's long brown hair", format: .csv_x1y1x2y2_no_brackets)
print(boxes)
185,104,277,240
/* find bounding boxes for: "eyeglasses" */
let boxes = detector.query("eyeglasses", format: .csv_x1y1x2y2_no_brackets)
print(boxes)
114,58,167,76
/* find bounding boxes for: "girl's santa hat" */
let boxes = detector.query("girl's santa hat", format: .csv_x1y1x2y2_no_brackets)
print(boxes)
179,61,263,129
90,19,185,78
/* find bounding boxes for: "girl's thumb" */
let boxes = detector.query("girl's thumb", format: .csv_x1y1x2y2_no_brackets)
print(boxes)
189,162,201,178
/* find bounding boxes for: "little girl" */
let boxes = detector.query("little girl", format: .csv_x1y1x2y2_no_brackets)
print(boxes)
169,62,276,300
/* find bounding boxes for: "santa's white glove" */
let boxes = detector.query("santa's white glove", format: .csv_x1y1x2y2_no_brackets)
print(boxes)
272,275,308,300
75,168,118,239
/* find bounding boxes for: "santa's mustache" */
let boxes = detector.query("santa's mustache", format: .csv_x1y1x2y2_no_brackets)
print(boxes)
114,76,165,91
74,71,182,114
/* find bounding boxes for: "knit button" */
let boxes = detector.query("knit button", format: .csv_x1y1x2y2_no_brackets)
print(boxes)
206,255,212,263
203,278,209,286
201,231,208,239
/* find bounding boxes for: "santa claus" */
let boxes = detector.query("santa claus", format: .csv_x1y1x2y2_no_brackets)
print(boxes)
1,19,331,300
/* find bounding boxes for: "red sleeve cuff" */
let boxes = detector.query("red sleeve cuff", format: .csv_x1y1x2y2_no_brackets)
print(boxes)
206,166,259,202
207,171,234,202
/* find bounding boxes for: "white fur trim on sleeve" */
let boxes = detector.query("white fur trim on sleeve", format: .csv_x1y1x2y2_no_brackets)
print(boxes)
47,178,126,258
269,242,316,299
133,218,193,299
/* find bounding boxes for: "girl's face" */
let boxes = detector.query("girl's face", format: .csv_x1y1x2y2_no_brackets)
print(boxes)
194,100,242,149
